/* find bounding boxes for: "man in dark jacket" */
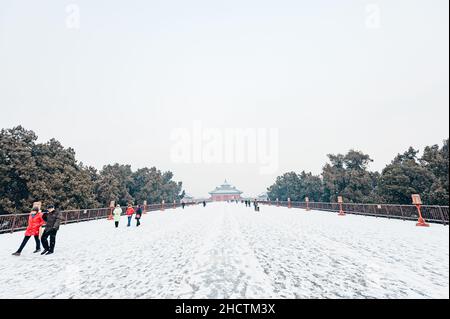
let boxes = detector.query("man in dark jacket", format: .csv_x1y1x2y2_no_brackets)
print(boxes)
41,205,63,255
135,205,143,227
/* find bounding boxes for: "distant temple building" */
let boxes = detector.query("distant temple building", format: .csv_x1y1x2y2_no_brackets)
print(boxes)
209,180,243,201
257,192,269,201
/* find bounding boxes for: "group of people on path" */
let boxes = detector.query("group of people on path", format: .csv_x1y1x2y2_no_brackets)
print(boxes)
112,204,143,228
12,202,144,256
12,205,63,256
244,199,260,212
181,200,207,209
12,200,209,256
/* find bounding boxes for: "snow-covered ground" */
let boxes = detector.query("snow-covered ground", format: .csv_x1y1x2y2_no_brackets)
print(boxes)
0,202,448,299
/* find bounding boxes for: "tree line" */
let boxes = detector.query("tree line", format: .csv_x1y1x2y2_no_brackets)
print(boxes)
267,138,449,206
0,126,184,214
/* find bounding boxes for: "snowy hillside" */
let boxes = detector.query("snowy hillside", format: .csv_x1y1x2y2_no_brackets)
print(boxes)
0,202,448,299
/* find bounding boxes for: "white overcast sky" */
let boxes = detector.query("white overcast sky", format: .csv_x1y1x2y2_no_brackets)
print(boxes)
0,0,449,198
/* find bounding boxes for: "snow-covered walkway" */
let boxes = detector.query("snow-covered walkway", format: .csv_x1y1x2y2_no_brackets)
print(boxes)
0,202,448,299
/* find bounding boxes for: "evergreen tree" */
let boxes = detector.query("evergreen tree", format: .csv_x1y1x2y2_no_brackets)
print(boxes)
420,139,449,205
377,147,434,204
129,167,183,204
0,126,37,214
298,171,323,202
29,139,100,210
267,171,323,202
95,164,134,206
267,172,301,201
0,126,184,214
322,150,376,203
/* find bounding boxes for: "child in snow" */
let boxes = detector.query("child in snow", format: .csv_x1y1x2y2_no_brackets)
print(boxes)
12,207,45,256
113,204,122,228
126,204,135,227
135,205,143,227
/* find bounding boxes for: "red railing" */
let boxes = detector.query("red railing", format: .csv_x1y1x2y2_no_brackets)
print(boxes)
260,200,449,225
0,202,198,234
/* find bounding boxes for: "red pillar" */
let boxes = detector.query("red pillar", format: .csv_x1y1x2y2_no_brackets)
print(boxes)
338,196,346,216
107,201,115,220
305,197,311,211
415,204,429,227
412,195,429,227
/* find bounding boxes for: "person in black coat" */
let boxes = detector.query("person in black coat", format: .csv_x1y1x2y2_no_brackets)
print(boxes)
135,205,143,227
253,200,259,212
41,205,63,255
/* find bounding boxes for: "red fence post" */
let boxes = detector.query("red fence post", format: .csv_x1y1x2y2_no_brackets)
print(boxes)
338,196,346,216
107,201,115,220
412,194,429,227
107,207,113,220
288,198,292,209
415,204,429,227
305,197,310,211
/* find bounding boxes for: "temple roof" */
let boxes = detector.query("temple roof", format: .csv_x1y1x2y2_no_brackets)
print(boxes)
209,180,243,195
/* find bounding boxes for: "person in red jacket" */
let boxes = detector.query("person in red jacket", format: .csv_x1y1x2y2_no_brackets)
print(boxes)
126,204,135,227
12,207,45,256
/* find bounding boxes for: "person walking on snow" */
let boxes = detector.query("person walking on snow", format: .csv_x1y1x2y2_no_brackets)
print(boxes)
126,204,135,227
12,207,45,256
113,204,122,228
41,205,63,255
254,199,260,212
135,205,143,227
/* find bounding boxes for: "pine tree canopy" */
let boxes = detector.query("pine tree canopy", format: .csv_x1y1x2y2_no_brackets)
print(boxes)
267,140,449,205
0,126,183,214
